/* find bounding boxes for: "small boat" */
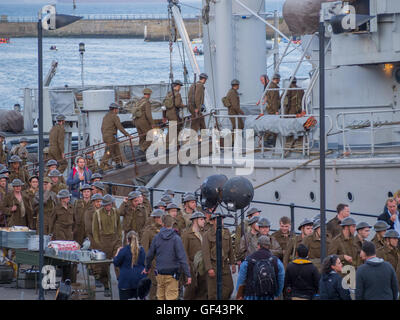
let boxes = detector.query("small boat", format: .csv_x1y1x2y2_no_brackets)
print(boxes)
50,45,58,51
193,46,204,56
0,38,10,44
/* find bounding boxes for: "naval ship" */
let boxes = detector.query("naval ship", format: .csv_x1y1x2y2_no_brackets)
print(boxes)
8,0,400,230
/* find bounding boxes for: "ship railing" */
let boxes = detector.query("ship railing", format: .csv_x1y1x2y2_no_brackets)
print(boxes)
100,181,379,232
211,109,333,159
335,109,400,156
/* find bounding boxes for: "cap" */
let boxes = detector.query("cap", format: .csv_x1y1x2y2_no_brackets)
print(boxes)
91,193,103,201
151,209,165,217
340,217,357,227
257,235,271,248
384,230,400,239
109,103,120,110
92,181,105,191
356,222,372,231
9,155,22,163
128,191,142,200
248,216,259,226
183,194,196,202
48,169,62,177
46,159,58,167
56,114,66,121
246,207,261,217
11,179,24,187
298,218,313,231
313,219,321,230
374,220,390,232
257,217,271,228
154,200,166,208
231,79,240,86
272,73,281,79
166,203,179,211
101,194,114,206
143,88,153,95
172,80,183,86
199,73,208,80
190,211,205,220
91,173,103,180
80,184,93,191
57,189,71,199
43,177,52,184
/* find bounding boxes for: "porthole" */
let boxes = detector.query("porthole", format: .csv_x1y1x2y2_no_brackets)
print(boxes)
310,192,316,202
274,191,281,201
388,191,394,198
347,192,354,202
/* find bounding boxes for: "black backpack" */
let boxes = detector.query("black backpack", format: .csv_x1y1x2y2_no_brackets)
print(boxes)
250,256,277,297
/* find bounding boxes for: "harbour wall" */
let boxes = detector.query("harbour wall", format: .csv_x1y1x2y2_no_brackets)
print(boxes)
0,18,290,41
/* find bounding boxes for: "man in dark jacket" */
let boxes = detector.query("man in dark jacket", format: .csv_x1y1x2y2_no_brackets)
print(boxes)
377,198,400,233
356,241,399,300
144,214,191,300
284,244,320,300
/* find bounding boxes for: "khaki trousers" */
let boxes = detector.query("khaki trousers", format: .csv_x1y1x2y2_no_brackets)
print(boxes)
156,274,179,300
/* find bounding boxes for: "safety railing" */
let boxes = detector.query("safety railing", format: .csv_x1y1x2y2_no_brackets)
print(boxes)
335,109,400,156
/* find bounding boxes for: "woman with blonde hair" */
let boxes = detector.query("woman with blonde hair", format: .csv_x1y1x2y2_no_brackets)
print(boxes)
113,231,149,300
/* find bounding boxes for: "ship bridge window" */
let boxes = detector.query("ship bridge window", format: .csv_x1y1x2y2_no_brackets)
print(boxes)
274,191,280,201
347,192,354,202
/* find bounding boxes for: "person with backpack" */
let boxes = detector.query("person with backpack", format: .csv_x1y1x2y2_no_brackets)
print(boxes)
235,235,285,300
284,244,320,300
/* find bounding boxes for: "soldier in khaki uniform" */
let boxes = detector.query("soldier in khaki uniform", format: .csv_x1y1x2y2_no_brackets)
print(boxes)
84,193,103,248
48,169,68,196
188,73,207,134
257,217,283,261
45,160,66,184
181,193,197,228
119,191,147,244
11,138,29,167
48,114,67,173
328,217,358,269
0,133,7,165
92,194,122,297
327,203,350,239
234,207,261,261
100,103,130,170
91,181,106,197
138,186,152,218
72,184,92,245
8,155,30,188
284,218,313,267
141,209,164,300
2,179,33,228
202,213,236,300
272,216,295,259
164,80,185,140
23,175,38,228
33,177,57,234
376,230,400,287
237,216,260,262
372,220,390,251
0,174,9,227
133,88,155,153
85,151,100,174
225,79,245,130
165,203,186,235
182,211,207,300
354,222,371,268
265,73,281,115
284,77,304,115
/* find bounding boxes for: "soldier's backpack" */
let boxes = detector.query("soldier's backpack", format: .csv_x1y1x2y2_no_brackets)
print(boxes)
249,256,278,297
221,96,231,108
193,250,206,276
163,93,174,109
132,99,146,119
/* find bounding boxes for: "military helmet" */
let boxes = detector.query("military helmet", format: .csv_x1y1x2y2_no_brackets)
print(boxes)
313,219,321,230
246,207,261,217
56,114,66,121
80,184,92,191
48,169,62,177
138,186,149,197
374,220,390,232
199,73,208,80
11,179,24,187
340,217,357,227
57,189,71,199
231,79,240,86
28,175,38,182
109,103,120,110
19,137,29,143
172,80,183,86
154,200,166,208
161,194,173,204
166,203,179,211
91,193,103,201
92,181,105,191
248,216,259,226
292,76,297,83
101,194,114,206
384,230,400,239
163,189,175,197
190,211,205,220
356,222,371,231
128,191,142,200
151,209,165,217
298,218,313,231
43,177,52,184
91,173,103,180
183,193,196,203
9,155,22,163
143,88,153,95
272,73,281,79
0,132,5,138
46,159,58,167
257,217,271,228
312,214,320,222
0,174,8,180
0,168,9,174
